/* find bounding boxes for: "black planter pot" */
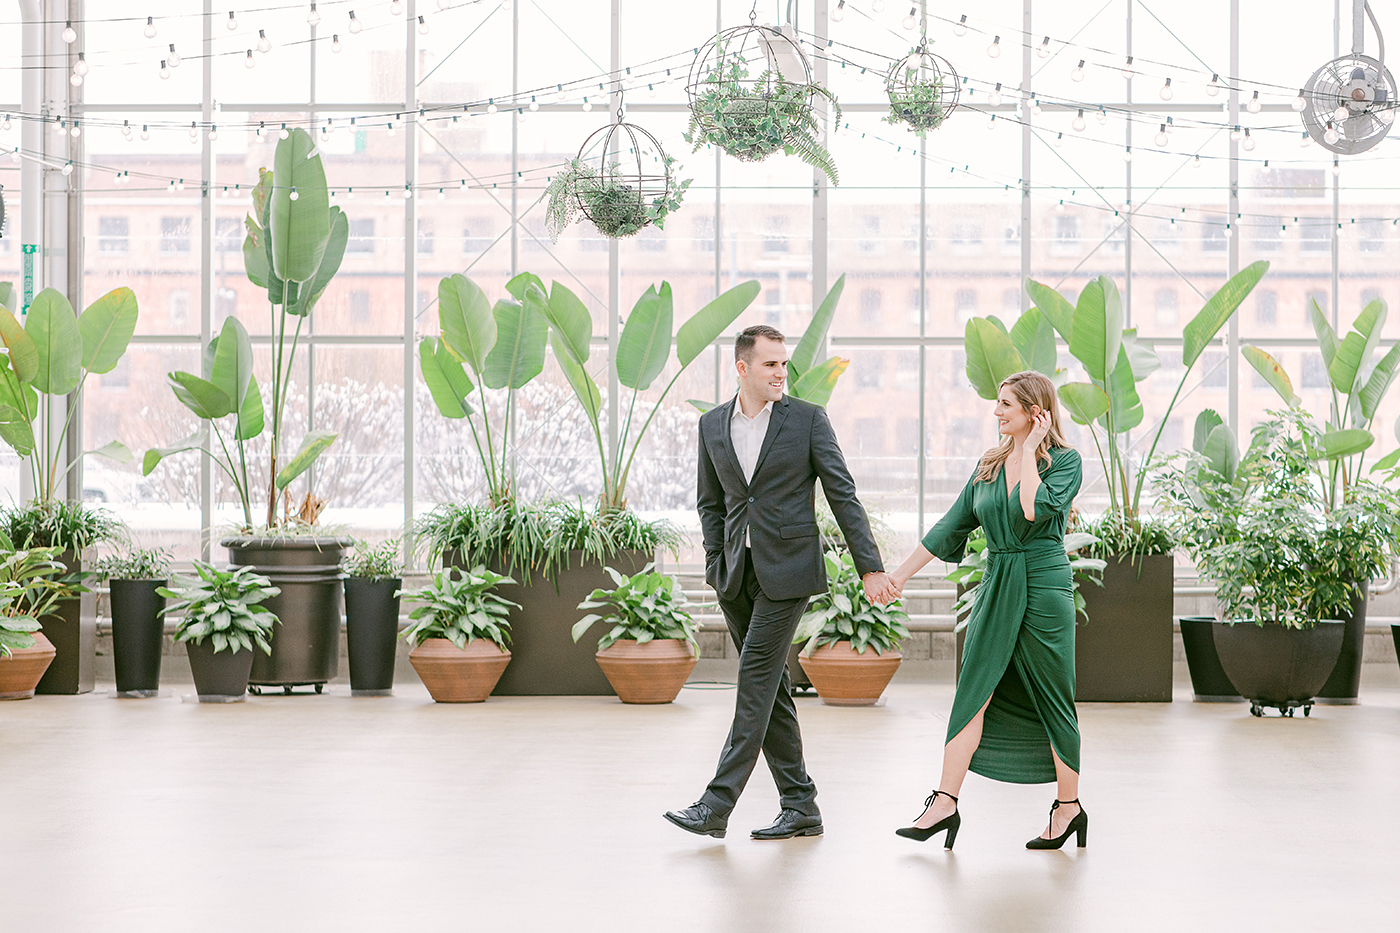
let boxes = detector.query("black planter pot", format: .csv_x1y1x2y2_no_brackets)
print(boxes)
1392,625,1400,677
445,548,651,696
1178,616,1242,703
223,536,351,693
1075,553,1175,702
184,638,256,702
1314,583,1368,705
344,577,402,696
36,551,95,696
1213,619,1345,717
110,579,168,697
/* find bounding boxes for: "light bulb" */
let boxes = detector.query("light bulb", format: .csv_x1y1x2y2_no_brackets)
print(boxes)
1055,200,1065,212
460,179,468,190
53,117,64,135
830,0,844,22
1206,73,1220,96
1160,78,1172,101
167,180,176,193
245,49,255,68
176,179,185,190
986,36,1001,58
62,21,76,43
209,126,219,141
140,125,150,140
486,100,497,114
1072,109,1086,132
517,108,527,123
348,11,362,33
384,189,391,202
1193,154,1202,168
418,15,429,33
391,0,404,14
257,30,271,53
1247,90,1261,114
438,188,445,200
953,14,967,36
308,3,321,26
1230,125,1243,141
986,114,996,130
289,187,299,201
1031,99,1042,116
556,84,567,101
856,68,866,83
347,187,354,199
872,0,885,11
1038,36,1050,58
1241,129,1255,151
189,122,198,141
1155,125,1169,147
279,124,289,139
582,98,591,112
1380,107,1396,126
159,60,170,79
70,73,83,87
2,115,9,130
1324,124,1340,145
74,53,88,76
1053,132,1063,148
1095,108,1107,125
256,123,265,138
62,161,73,176
1122,146,1132,162
529,97,539,111
332,34,341,52
167,44,180,67
70,122,80,138
1223,224,1232,238
227,11,238,30
1071,60,1085,82
988,83,1002,107
144,16,157,39
1299,131,1311,148
1331,162,1342,177
1333,103,1350,123
403,186,413,199
903,7,918,30
1120,55,1133,79
325,118,334,135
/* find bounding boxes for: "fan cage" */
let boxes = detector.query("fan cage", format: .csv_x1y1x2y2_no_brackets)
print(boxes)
884,46,961,132
574,121,674,238
1301,53,1397,155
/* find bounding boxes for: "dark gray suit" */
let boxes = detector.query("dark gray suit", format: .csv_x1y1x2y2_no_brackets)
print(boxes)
696,394,883,817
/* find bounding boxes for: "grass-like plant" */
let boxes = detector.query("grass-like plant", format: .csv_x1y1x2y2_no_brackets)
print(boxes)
398,566,518,650
0,499,126,553
341,538,404,581
571,563,697,652
0,541,75,658
159,562,281,655
794,550,911,655
94,547,173,581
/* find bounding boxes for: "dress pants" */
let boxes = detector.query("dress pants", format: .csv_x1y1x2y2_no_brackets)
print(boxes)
699,548,819,818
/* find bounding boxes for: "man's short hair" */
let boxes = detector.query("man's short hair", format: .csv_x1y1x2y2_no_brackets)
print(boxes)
735,324,785,364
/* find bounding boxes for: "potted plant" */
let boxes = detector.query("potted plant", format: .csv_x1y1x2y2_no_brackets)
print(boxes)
0,281,138,694
0,540,74,700
144,128,352,693
1244,297,1400,702
94,548,172,698
398,566,517,703
1003,263,1270,701
342,538,404,697
159,562,280,703
571,563,698,704
883,43,960,135
792,550,911,706
544,153,690,241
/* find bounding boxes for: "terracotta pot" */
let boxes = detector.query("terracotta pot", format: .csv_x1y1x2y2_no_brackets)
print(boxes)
595,638,698,704
798,641,902,707
409,638,511,703
0,632,58,700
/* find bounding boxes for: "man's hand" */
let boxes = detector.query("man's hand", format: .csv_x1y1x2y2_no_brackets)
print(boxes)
862,571,899,606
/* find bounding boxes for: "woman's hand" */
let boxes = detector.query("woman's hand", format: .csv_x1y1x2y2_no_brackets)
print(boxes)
1026,409,1052,449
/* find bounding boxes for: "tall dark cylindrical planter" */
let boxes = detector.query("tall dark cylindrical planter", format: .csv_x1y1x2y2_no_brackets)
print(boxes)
223,536,352,692
185,639,255,702
1314,584,1368,705
1178,616,1242,703
110,579,168,697
1075,553,1174,702
36,551,95,695
1214,619,1345,716
344,577,401,696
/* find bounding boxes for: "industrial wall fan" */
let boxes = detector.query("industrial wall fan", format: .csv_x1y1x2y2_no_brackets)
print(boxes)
1300,0,1396,154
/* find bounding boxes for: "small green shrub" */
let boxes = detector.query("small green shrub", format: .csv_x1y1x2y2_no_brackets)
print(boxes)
159,562,280,654
572,563,697,651
398,566,518,650
794,550,910,655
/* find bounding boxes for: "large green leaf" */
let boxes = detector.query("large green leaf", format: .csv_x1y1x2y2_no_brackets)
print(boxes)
243,215,269,289
0,368,37,421
1308,299,1339,372
260,194,286,305
1193,409,1224,454
1068,277,1122,383
1023,279,1075,339
0,306,38,384
87,440,134,464
25,288,82,395
616,284,673,391
419,337,474,419
167,371,233,420
0,282,16,312
268,128,331,284
482,292,548,391
1329,298,1387,395
290,206,348,317
1200,423,1239,481
505,271,547,302
791,274,845,378
1241,345,1300,406
1008,308,1057,376
1181,261,1268,368
438,274,496,374
209,317,254,411
1315,428,1374,460
790,356,849,408
687,398,718,413
1360,343,1400,421
1058,382,1110,425
78,287,139,375
1103,346,1143,432
274,429,337,489
0,403,35,455
142,429,208,476
965,317,1025,399
541,281,593,366
1120,328,1161,382
236,374,265,441
675,280,761,367
549,330,601,423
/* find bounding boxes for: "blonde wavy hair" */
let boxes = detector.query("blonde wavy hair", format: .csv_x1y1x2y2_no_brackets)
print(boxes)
975,371,1072,483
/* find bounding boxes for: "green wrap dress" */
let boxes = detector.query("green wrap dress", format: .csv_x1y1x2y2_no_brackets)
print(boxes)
922,446,1082,784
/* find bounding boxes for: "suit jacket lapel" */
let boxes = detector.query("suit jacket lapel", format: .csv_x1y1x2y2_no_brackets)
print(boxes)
715,395,747,490
750,397,790,481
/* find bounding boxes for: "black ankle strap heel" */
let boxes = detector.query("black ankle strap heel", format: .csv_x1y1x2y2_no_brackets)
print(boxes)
895,790,961,849
1026,798,1087,850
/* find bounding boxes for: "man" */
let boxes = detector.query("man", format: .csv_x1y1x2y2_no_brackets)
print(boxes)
665,324,896,841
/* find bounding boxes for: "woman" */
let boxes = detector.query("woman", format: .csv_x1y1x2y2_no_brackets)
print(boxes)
888,371,1086,850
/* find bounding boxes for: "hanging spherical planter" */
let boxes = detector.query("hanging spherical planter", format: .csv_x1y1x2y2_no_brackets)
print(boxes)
545,113,691,241
884,41,960,135
684,21,841,184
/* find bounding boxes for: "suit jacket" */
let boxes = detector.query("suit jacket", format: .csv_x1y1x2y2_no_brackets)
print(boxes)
697,394,884,602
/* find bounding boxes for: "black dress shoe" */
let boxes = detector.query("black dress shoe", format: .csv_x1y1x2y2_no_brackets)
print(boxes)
663,803,728,838
751,808,823,840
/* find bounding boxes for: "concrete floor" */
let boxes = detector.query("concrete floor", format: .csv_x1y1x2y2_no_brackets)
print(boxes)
3,663,1399,933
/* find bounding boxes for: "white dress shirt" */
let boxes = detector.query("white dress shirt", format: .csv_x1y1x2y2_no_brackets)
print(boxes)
731,397,774,547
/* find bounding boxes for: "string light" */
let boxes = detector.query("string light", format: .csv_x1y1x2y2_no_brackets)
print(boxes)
256,122,266,139
1292,89,1306,112
1155,124,1169,147
1230,124,1243,141
1193,154,1202,168
1299,131,1311,147
144,16,157,39
1324,122,1340,145
387,118,397,136
1331,161,1342,177
140,125,150,141
872,0,885,11
986,35,1001,58
830,0,844,22
308,3,321,26
1241,128,1255,151
279,123,290,139
403,185,413,199
460,179,468,190
1247,90,1261,114
582,97,592,111
70,121,80,138
1053,132,1063,148
529,96,539,111
289,186,299,201
953,14,967,36
1206,73,1221,96
987,113,996,130
167,44,181,68
438,188,446,200
245,50,255,68
517,107,527,123
62,21,76,43
1120,56,1133,78
1037,36,1050,58
176,179,185,191
903,7,918,30
988,83,1002,107
62,161,73,176
1122,146,1132,162
1031,98,1042,116
1071,60,1084,81
418,15,429,34
1332,103,1350,123
1,115,9,131
189,122,199,141
1072,109,1086,132
349,11,363,33
439,0,453,8
1159,77,1172,101
391,0,404,14
332,34,341,53
70,72,82,88
227,11,238,30
159,60,170,80
209,125,219,141
1095,107,1107,124
121,120,131,138
74,53,88,76
258,30,271,53
486,99,497,114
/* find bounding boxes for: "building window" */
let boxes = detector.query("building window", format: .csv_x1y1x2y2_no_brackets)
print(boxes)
160,217,191,254
1001,219,1020,256
857,215,881,253
895,351,919,392
215,217,241,252
1002,288,1021,315
1300,220,1331,252
1359,219,1386,253
897,416,920,454
215,288,237,323
1050,215,1080,256
859,289,882,327
417,219,434,255
854,417,885,454
1301,352,1329,388
1250,216,1282,253
1154,289,1178,327
1101,217,1126,254
349,290,371,323
98,217,129,254
1201,219,1227,252
169,290,190,327
464,222,493,254
763,215,788,253
855,352,882,388
637,227,667,252
347,218,375,253
950,222,982,255
694,215,715,252
955,289,978,324
522,218,545,251
1256,289,1277,326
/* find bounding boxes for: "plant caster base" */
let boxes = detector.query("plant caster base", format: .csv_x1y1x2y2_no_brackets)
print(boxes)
1249,700,1314,718
248,682,327,696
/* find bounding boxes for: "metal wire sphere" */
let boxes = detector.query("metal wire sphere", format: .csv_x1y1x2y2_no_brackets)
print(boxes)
574,120,674,238
884,46,960,132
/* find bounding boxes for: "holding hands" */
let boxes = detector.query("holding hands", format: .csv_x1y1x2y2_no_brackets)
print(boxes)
862,570,901,605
